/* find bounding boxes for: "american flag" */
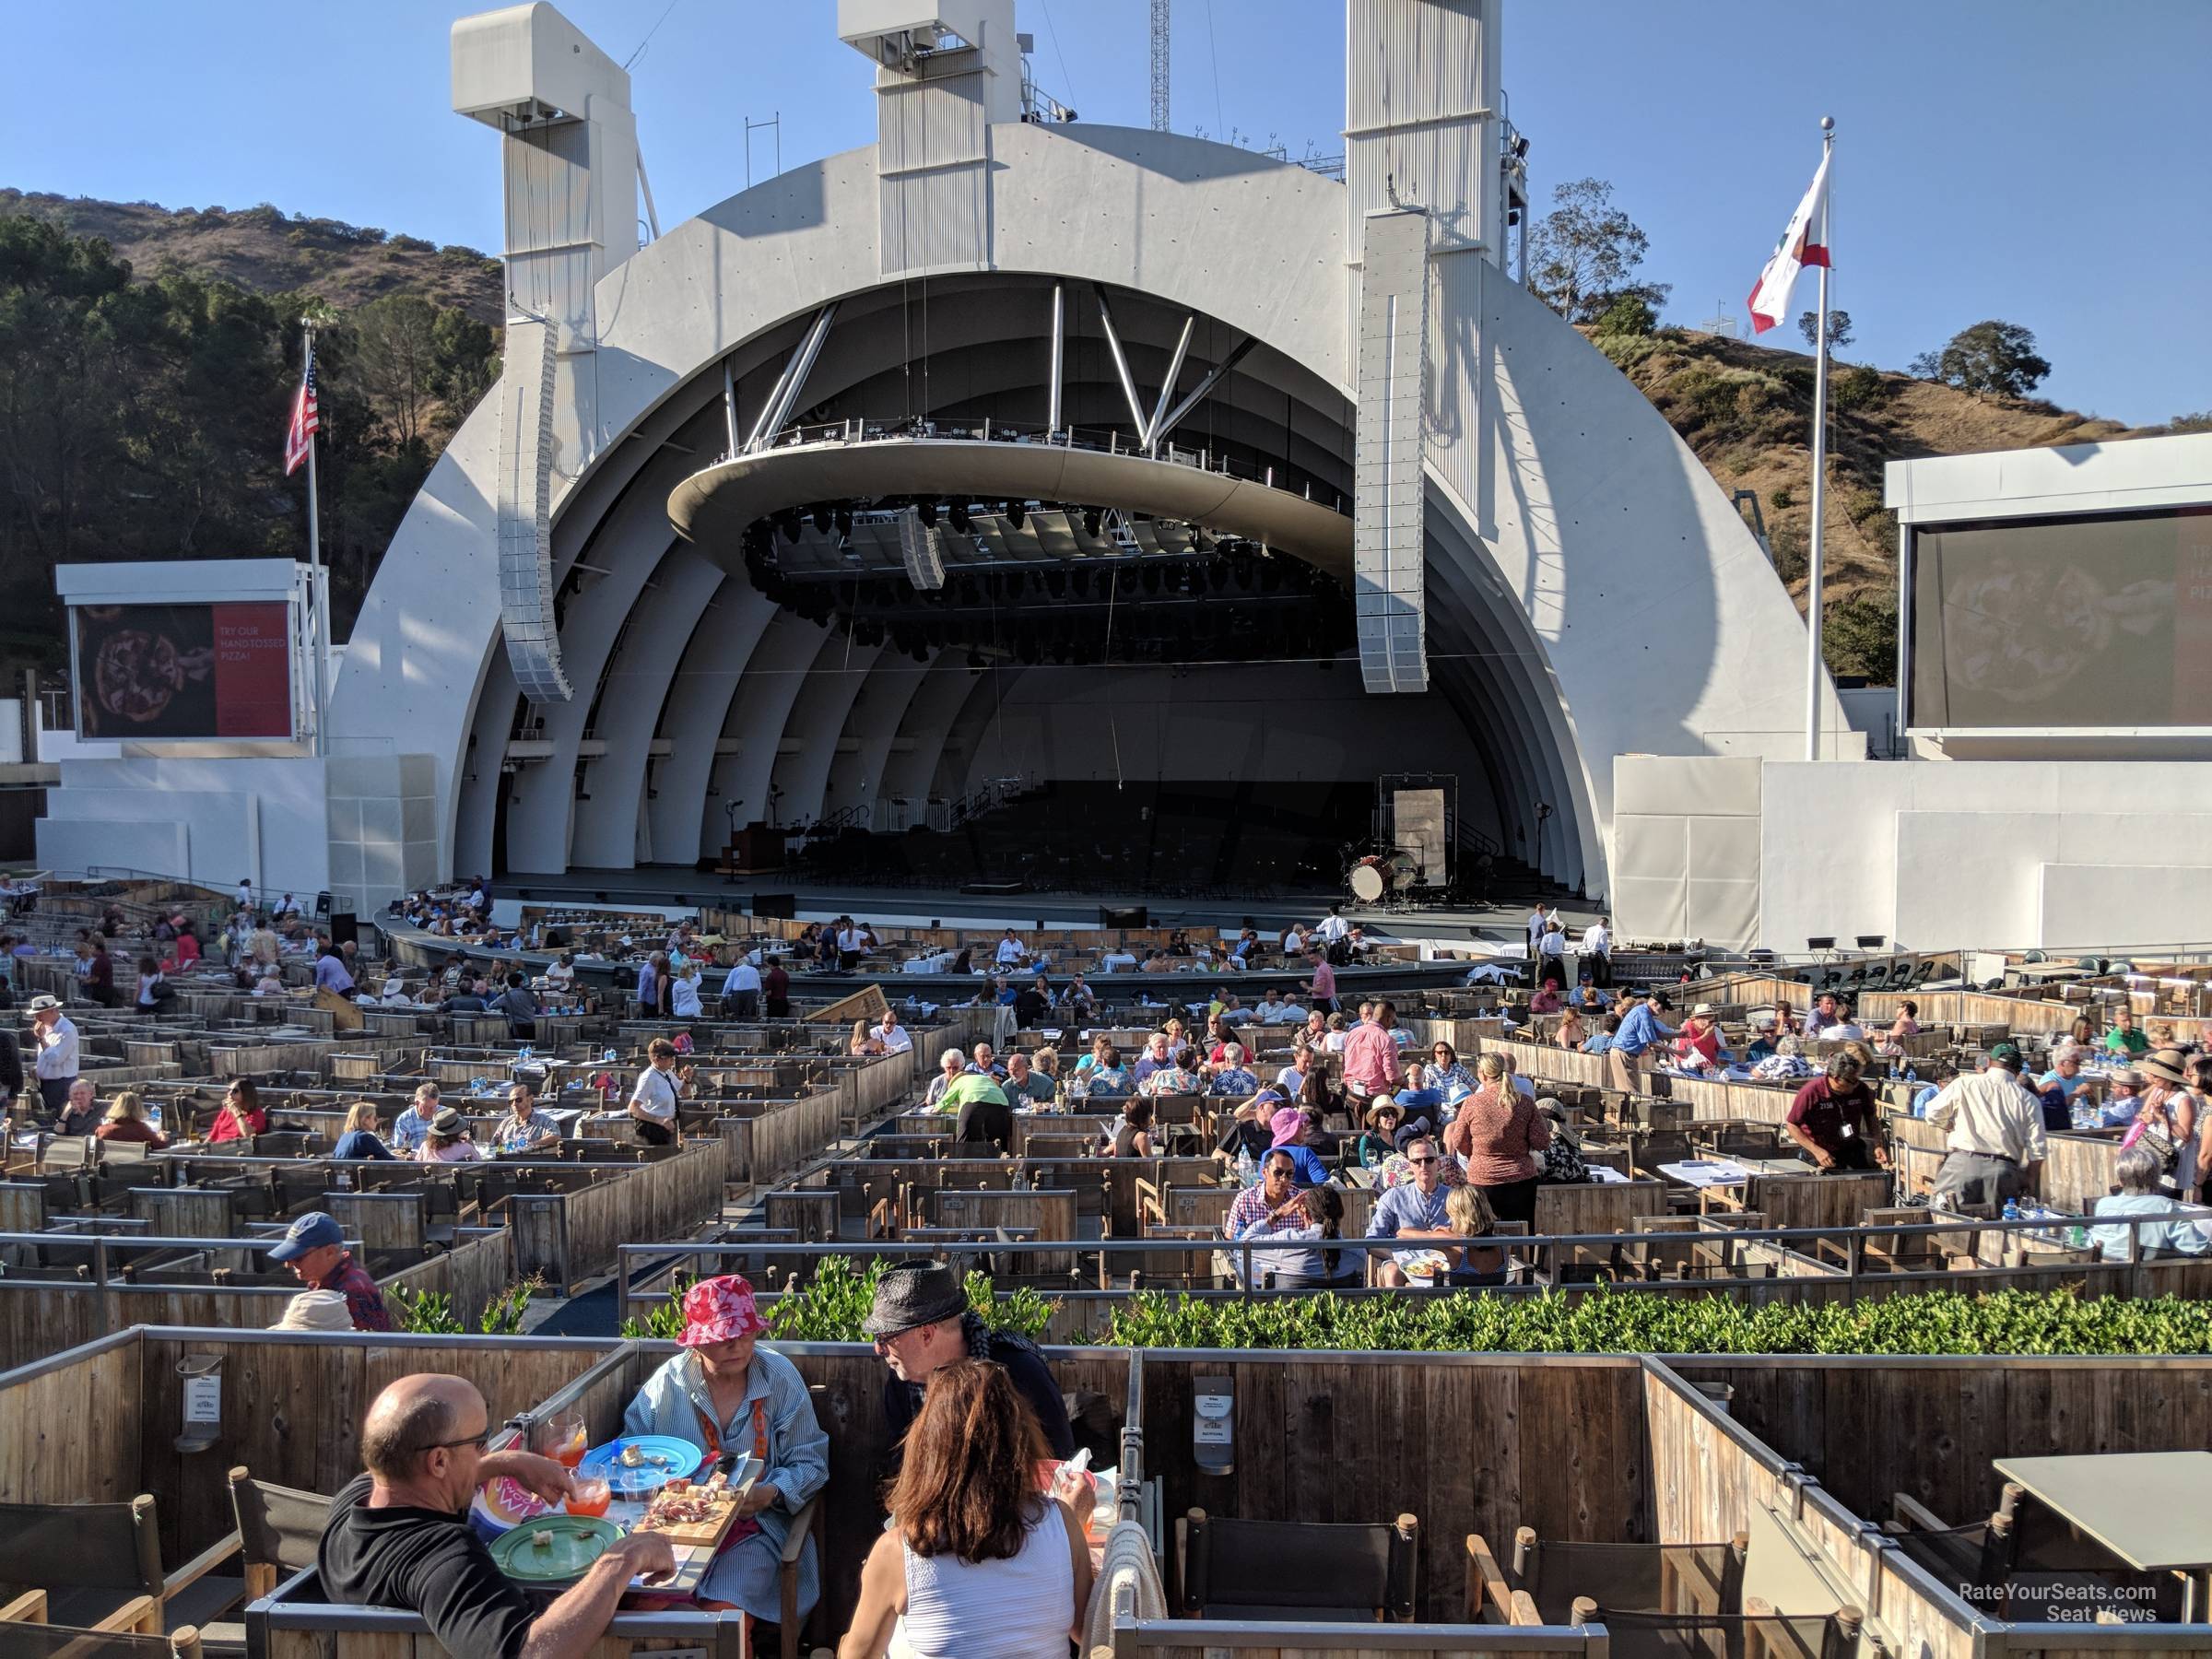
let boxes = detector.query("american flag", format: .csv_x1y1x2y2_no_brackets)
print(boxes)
283,343,319,476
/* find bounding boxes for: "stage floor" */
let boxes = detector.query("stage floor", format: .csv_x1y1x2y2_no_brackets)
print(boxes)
490,867,1594,947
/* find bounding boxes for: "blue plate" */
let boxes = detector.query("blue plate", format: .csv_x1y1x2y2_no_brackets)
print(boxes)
578,1435,705,1496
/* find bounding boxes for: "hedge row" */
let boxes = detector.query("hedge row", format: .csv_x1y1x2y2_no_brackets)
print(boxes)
631,1260,2212,1356
1098,1287,2212,1355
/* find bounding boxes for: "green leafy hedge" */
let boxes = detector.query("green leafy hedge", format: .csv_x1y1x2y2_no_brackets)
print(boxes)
622,1256,1057,1345
626,1265,2212,1357
1100,1288,2212,1355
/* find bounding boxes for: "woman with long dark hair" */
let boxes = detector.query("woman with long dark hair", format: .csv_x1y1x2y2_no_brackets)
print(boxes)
841,1360,1091,1659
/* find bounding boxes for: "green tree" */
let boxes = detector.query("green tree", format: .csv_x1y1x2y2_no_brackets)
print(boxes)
1594,291,1657,337
1910,320,2052,398
1527,178,1669,325
1823,595,1899,683
1797,308,1853,353
349,293,439,447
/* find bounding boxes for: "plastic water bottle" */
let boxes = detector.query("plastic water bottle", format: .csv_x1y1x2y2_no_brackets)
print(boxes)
2001,1197,2021,1223
1235,1147,1256,1188
147,1100,163,1135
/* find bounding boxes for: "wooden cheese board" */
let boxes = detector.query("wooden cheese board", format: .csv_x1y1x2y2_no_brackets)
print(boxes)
631,1455,761,1550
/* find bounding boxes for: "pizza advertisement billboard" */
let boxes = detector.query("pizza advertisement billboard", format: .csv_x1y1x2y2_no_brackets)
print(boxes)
71,601,296,740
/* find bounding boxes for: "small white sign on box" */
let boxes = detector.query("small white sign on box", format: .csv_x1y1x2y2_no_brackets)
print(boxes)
1194,1394,1233,1445
184,1375,222,1426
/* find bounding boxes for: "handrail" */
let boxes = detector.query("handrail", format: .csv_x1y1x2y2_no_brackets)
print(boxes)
731,415,1352,518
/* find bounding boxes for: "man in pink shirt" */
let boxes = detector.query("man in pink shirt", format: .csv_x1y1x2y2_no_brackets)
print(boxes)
1300,948,1338,1015
1340,999,1403,1100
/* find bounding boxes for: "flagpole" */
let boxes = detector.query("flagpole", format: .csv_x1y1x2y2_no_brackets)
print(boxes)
301,316,329,759
1804,115,1834,762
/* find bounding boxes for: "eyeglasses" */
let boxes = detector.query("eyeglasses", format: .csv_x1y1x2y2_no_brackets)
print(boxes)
417,1429,494,1455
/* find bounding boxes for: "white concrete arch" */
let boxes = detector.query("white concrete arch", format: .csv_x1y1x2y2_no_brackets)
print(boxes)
568,547,726,869
824,649,943,826
712,618,836,839
770,639,886,829
879,657,982,806
648,583,780,866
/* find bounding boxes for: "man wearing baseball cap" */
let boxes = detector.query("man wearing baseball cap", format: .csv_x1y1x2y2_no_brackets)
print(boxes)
622,1276,826,1632
864,1263,1073,1468
26,995,78,1122
1924,1043,2047,1217
1606,988,1678,1097
267,1211,394,1332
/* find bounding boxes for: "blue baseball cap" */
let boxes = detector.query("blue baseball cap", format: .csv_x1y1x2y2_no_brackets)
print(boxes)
267,1210,344,1263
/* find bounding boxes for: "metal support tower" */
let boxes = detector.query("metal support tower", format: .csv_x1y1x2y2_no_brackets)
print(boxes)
1149,0,1170,132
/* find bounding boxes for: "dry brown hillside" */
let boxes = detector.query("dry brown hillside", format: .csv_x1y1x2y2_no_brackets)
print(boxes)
1594,325,2148,619
0,191,502,324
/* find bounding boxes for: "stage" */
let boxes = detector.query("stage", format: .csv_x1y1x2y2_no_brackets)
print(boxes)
487,866,1592,949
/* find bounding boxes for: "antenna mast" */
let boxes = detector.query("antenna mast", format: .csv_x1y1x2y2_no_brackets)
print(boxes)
1149,0,1170,132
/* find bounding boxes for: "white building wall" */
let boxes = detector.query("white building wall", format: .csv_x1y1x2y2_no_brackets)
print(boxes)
1760,761,2212,954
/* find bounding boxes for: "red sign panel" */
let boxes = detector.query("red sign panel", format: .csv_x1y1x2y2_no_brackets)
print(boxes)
73,601,295,740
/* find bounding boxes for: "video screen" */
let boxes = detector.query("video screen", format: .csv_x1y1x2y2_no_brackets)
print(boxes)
1909,506,2212,728
72,601,294,739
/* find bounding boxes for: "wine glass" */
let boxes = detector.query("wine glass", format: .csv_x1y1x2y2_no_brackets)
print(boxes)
535,1409,586,1469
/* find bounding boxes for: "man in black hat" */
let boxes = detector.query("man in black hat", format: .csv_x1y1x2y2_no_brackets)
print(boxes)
863,1263,1074,1465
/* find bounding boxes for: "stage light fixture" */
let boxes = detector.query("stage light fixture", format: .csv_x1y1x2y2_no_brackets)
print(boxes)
811,505,832,535
948,500,971,534
1045,568,1066,598
834,506,853,537
1082,508,1101,537
1071,566,1091,597
1006,500,1025,530
918,500,938,528
1207,561,1229,592
779,515,802,545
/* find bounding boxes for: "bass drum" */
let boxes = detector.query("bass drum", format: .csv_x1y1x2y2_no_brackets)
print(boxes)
1387,850,1419,891
1347,856,1388,904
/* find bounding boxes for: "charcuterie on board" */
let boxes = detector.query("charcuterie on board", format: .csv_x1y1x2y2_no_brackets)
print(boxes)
632,1471,747,1550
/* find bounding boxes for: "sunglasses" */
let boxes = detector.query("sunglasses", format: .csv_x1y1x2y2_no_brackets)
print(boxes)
1408,1156,1439,1166
418,1429,494,1455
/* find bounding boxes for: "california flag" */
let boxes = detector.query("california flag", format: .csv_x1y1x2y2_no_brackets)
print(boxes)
1746,152,1830,335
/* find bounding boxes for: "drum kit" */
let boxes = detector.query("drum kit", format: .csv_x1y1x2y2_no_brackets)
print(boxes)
1345,848,1422,905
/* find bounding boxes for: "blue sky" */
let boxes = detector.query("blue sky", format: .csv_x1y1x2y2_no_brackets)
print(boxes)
5,0,2205,425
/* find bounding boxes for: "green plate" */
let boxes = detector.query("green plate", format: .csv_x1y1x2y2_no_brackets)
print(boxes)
490,1514,622,1583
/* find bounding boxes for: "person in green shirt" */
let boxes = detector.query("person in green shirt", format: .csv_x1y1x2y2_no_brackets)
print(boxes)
2104,1006,2150,1056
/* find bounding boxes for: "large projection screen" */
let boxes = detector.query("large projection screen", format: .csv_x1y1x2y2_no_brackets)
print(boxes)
71,601,295,739
1909,505,2212,729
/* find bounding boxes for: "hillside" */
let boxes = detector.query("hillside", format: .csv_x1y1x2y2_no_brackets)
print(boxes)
1597,324,2149,657
0,191,502,324
0,191,2170,684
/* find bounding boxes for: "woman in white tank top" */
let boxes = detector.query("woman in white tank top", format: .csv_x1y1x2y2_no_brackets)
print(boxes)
841,1360,1092,1659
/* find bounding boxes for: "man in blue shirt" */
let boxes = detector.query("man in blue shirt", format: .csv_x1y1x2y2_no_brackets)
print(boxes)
1606,990,1678,1097
1367,1135,1453,1287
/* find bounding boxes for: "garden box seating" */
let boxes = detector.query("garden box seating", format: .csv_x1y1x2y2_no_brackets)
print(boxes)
191,1468,331,1654
0,1591,206,1656
1179,1508,1418,1623
1570,1601,1863,1659
0,1494,241,1638
1508,1528,1747,1624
